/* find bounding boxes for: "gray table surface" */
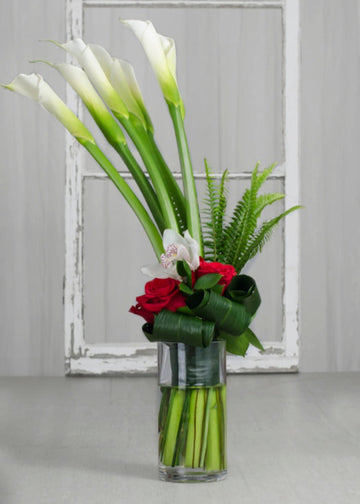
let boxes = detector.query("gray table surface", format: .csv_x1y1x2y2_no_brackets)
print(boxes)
0,373,359,504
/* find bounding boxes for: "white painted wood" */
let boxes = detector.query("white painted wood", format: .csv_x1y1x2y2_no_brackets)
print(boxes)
64,0,300,374
84,0,284,7
64,0,86,372
66,341,294,374
282,0,300,360
3,0,360,375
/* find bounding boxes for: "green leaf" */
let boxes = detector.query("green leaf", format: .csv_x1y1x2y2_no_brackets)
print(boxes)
221,331,250,356
143,309,216,347
211,284,224,295
245,328,264,351
176,260,192,286
221,327,264,355
194,273,222,291
179,283,194,295
176,306,193,315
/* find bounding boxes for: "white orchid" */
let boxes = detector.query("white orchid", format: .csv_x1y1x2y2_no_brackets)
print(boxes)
2,73,95,146
141,229,200,280
123,20,184,114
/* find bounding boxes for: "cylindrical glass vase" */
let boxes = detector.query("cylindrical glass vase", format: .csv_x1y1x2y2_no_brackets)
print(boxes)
158,340,227,482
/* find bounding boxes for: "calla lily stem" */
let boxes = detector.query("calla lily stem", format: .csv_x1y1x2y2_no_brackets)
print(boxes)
168,103,203,254
84,141,164,259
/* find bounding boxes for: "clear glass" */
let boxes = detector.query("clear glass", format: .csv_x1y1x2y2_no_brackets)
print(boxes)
158,341,227,482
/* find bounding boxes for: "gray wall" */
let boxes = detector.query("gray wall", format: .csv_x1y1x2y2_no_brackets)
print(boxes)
0,0,359,375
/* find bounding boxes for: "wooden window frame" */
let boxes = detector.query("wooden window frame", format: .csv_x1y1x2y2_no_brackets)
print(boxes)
64,0,300,375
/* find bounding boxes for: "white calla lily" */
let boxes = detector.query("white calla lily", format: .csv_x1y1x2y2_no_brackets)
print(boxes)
2,73,94,145
89,44,153,131
51,62,126,146
141,229,200,280
123,20,183,112
60,39,129,120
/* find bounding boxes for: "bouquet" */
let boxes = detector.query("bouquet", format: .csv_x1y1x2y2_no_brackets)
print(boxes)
3,19,300,480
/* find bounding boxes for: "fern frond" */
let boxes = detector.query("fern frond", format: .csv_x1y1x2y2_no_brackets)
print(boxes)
255,193,284,217
255,162,277,189
234,205,301,272
220,198,246,263
216,169,228,249
224,163,260,265
202,160,229,261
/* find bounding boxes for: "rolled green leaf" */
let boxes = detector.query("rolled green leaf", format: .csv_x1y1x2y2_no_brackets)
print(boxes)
143,310,216,348
225,274,261,316
186,289,251,336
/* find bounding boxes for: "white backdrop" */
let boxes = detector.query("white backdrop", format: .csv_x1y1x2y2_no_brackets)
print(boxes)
1,0,359,374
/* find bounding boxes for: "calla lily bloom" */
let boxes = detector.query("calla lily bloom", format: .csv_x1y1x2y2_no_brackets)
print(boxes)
2,72,164,258
89,44,153,132
141,229,200,280
49,62,126,147
59,39,129,120
123,19,184,115
58,38,181,232
2,73,94,146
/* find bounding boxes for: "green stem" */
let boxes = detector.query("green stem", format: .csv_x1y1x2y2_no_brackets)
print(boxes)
162,389,185,467
115,113,180,232
172,389,191,466
115,143,165,233
185,389,206,468
83,141,163,259
205,386,221,471
167,103,203,253
216,388,225,470
147,133,187,233
159,387,171,458
199,388,212,468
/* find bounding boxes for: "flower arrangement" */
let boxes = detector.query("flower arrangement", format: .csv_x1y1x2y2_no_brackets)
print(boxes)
3,19,300,481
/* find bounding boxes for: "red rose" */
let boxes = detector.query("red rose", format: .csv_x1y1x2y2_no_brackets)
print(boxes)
129,277,186,323
194,258,236,292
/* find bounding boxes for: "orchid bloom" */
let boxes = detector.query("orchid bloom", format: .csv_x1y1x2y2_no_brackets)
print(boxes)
141,229,200,280
123,20,184,115
2,73,95,146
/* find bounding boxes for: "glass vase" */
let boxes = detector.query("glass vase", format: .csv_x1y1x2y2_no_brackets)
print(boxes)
158,340,227,482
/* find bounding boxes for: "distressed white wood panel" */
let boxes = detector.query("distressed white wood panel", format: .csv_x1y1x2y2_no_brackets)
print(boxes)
64,0,299,374
4,0,360,375
83,6,283,173
0,0,66,376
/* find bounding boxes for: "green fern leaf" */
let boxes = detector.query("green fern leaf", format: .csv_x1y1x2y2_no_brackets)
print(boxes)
234,205,301,272
202,160,229,261
255,193,284,217
225,163,260,265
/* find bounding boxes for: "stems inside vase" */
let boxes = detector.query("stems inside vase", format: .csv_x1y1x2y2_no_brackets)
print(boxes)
159,385,226,474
